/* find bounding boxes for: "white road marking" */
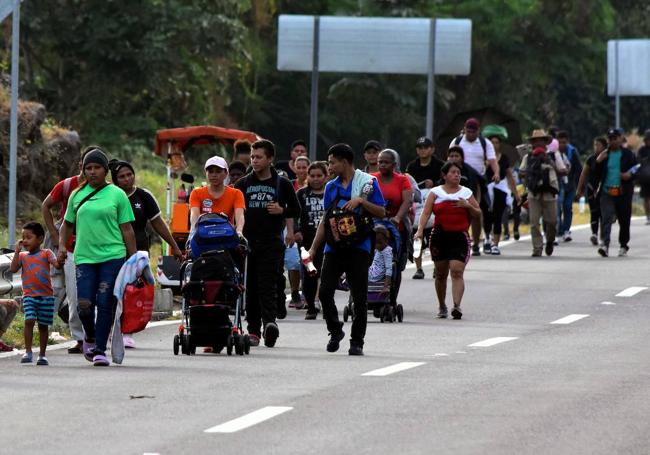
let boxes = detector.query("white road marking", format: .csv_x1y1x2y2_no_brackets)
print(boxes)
550,314,590,325
205,406,293,433
455,351,467,354
425,353,448,357
146,319,180,328
601,301,617,305
468,337,518,347
616,287,648,297
362,362,426,377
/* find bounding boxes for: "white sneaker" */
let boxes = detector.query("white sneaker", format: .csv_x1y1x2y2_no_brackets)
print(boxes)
490,245,501,255
618,247,629,257
563,232,572,242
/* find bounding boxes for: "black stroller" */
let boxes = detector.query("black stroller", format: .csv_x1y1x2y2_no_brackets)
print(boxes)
173,213,251,356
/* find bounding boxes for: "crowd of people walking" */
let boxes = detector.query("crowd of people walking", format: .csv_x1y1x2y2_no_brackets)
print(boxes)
2,120,649,363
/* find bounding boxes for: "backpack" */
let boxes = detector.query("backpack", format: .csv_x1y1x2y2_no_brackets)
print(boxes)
525,152,558,196
454,134,488,162
188,213,239,259
324,188,374,249
189,249,238,283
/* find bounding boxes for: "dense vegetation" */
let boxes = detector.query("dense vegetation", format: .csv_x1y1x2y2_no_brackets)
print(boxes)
2,0,650,164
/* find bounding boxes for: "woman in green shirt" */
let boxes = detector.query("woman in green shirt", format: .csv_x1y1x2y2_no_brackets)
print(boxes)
59,148,137,366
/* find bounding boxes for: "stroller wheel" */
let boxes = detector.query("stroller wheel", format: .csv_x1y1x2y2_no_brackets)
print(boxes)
385,306,394,323
397,304,404,323
173,335,180,355
181,335,190,355
379,306,385,323
243,335,251,355
189,341,196,355
343,305,349,322
235,335,245,356
226,335,234,356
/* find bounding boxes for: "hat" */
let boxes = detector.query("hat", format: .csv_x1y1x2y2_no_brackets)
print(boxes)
363,140,382,152
607,128,623,138
108,159,135,183
482,124,508,141
82,148,109,171
416,136,433,147
527,129,551,143
204,156,228,170
464,118,480,130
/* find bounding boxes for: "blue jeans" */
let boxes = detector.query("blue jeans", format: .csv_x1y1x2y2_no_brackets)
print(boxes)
76,258,124,354
557,187,576,236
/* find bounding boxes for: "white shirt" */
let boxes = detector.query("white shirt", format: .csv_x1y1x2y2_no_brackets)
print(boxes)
450,135,496,175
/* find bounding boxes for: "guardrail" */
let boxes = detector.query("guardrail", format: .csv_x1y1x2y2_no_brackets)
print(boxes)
0,251,22,295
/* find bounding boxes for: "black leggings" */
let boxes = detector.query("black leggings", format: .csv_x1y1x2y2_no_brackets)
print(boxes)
301,245,324,313
484,188,507,237
588,194,601,236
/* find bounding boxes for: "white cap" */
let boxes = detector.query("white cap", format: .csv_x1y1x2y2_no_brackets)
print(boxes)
204,156,228,170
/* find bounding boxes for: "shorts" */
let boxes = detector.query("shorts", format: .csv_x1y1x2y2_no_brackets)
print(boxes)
284,245,301,271
22,296,55,326
429,229,471,264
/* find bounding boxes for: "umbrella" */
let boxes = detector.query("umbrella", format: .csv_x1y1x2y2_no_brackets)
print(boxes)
435,107,523,163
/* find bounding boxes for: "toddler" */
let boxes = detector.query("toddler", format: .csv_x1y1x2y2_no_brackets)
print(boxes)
368,225,393,295
10,222,60,365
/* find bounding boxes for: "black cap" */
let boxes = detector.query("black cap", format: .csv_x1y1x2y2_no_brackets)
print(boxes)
416,136,433,147
363,140,382,152
607,128,624,137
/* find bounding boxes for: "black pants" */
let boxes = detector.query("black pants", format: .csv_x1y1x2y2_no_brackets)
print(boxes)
484,188,507,237
588,193,601,236
319,249,370,346
302,244,324,313
600,191,633,248
246,239,285,335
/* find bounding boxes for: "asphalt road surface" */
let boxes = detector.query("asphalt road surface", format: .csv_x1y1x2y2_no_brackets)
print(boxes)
2,220,650,455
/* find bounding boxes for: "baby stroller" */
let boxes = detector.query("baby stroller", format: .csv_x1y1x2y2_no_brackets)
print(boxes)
343,219,404,324
173,213,251,356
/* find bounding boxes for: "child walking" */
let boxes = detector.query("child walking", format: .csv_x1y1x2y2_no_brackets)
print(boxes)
10,222,60,365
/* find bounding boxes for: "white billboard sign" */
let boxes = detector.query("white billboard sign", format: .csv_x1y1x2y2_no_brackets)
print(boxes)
278,15,471,76
608,40,650,96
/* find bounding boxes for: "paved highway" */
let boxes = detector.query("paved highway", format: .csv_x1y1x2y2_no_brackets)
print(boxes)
2,220,650,455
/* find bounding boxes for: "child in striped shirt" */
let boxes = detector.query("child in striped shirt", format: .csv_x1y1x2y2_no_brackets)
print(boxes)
10,222,61,365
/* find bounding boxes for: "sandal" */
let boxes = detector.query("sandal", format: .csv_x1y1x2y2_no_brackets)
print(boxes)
92,354,110,367
21,352,33,364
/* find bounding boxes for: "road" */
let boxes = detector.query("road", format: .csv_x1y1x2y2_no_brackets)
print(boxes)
2,220,650,455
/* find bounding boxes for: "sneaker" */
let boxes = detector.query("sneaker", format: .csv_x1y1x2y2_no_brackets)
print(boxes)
598,244,609,257
263,322,279,348
552,240,559,246
326,326,345,353
471,245,481,257
490,245,501,255
531,250,542,257
276,303,287,320
545,242,554,256
67,341,83,354
0,340,14,352
618,246,629,257
305,310,318,320
92,354,110,367
36,356,49,366
412,269,425,280
503,233,510,241
83,340,96,362
514,230,520,241
483,241,492,254
248,333,260,347
437,306,448,319
563,233,572,242
348,342,364,356
21,352,33,364
451,306,463,320
590,234,598,246
123,335,136,349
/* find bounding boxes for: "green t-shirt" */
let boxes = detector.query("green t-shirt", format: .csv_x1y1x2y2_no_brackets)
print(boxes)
64,184,135,264
605,150,622,190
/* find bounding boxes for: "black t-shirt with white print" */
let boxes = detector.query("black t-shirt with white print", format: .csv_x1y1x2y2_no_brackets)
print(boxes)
128,187,161,251
295,187,325,248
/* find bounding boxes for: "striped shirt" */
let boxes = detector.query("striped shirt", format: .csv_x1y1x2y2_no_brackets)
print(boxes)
18,249,57,297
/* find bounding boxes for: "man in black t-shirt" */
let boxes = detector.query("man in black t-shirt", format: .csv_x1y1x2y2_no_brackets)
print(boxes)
406,137,445,189
275,139,308,181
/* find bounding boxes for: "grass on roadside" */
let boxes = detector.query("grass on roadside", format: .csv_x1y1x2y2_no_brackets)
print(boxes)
3,310,71,350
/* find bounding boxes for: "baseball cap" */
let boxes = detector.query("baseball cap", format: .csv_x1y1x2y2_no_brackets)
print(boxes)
607,128,623,138
204,156,228,170
416,136,433,147
363,140,382,152
464,118,480,130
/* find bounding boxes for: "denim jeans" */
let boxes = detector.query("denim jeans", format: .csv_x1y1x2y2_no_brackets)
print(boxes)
76,258,125,354
557,187,576,236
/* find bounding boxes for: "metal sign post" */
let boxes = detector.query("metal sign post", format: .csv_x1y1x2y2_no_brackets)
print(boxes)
426,18,437,139
614,40,620,129
607,39,650,129
308,16,320,161
7,0,20,248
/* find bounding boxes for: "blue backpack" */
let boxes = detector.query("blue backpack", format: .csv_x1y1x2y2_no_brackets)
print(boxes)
188,213,239,259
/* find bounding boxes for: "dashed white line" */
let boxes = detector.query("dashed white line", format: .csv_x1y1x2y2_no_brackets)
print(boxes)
601,301,617,305
616,287,648,297
468,337,518,348
550,314,590,325
204,406,293,433
362,362,426,377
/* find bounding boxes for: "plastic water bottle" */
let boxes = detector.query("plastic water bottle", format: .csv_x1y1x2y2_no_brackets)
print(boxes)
300,247,318,276
578,196,586,214
413,238,422,259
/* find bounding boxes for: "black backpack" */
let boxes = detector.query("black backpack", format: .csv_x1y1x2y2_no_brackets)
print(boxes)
525,152,558,196
324,188,374,249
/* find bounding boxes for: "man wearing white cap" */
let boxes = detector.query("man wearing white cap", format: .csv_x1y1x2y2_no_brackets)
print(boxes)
189,156,245,233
